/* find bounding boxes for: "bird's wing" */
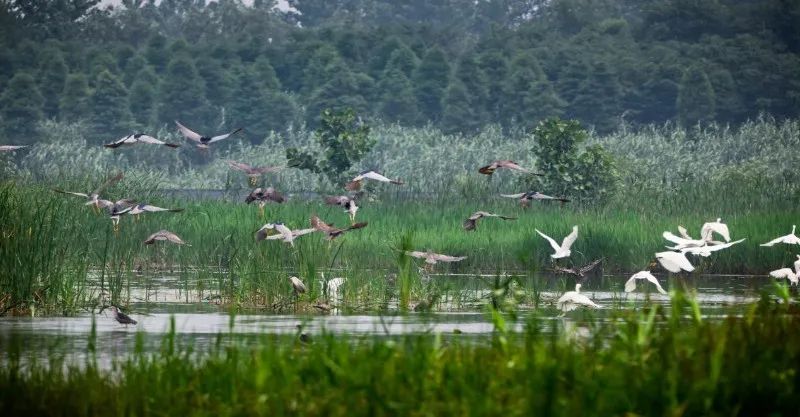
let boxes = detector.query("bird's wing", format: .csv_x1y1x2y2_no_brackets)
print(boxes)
501,193,525,199
657,252,694,272
361,171,393,183
405,251,427,259
624,275,637,293
276,224,294,240
292,228,318,237
579,258,603,274
226,160,252,172
346,222,368,231
677,225,692,239
706,238,745,252
251,165,282,174
344,179,362,191
536,229,562,252
264,187,286,203
432,254,466,262
208,128,242,143
143,231,161,244
311,215,334,232
52,189,90,198
103,135,130,148
93,172,124,196
716,223,731,242
0,145,27,151
498,215,517,221
769,268,794,279
663,231,690,245
135,135,165,145
499,161,530,173
645,273,667,294
760,236,784,247
463,218,478,231
560,226,579,251
324,196,348,206
175,120,203,142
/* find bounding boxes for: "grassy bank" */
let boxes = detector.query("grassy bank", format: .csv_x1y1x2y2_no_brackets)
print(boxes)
1,294,798,416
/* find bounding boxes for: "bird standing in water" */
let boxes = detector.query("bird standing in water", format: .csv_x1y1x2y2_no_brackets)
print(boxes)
109,306,137,325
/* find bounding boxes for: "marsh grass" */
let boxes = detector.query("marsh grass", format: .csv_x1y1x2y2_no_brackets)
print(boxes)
1,291,798,416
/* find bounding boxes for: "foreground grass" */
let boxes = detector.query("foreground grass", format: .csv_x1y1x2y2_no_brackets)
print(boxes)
2,179,800,315
1,293,798,416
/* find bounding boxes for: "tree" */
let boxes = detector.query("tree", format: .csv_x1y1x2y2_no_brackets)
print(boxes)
129,67,159,127
0,72,43,143
440,79,479,135
478,50,510,123
254,57,281,91
286,108,374,187
378,60,419,125
567,61,623,133
87,70,132,142
37,49,68,118
228,66,272,142
306,63,371,126
144,33,169,72
59,73,90,123
504,53,565,128
158,55,213,131
677,64,716,127
383,46,419,78
412,47,450,123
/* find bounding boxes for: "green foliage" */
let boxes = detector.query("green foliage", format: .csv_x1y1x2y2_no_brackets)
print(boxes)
58,73,90,123
0,72,43,142
504,52,565,128
158,55,212,131
87,70,132,142
36,49,68,118
129,67,159,127
412,47,450,123
287,108,374,186
678,64,716,127
530,118,617,200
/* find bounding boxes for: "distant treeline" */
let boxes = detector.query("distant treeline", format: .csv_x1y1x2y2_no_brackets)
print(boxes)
1,0,798,145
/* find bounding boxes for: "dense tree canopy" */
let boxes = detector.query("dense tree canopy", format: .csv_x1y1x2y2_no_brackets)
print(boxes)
0,0,798,142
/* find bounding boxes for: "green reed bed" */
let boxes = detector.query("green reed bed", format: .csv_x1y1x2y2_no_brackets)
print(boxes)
1,293,798,417
2,178,800,315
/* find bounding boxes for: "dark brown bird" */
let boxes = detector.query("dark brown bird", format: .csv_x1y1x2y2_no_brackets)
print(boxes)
501,191,569,208
324,194,360,224
310,215,368,240
109,306,137,325
104,133,180,149
245,187,286,216
226,160,282,186
144,230,189,245
479,160,542,176
552,258,604,278
463,211,517,231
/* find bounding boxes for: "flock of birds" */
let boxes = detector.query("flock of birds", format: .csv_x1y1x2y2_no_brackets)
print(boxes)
3,123,799,324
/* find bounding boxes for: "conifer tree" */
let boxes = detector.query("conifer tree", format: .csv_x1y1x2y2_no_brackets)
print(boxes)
158,55,212,131
677,65,716,127
229,66,271,142
59,73,90,123
37,49,68,118
0,72,44,142
412,47,450,123
129,67,158,127
87,70,132,142
378,66,419,125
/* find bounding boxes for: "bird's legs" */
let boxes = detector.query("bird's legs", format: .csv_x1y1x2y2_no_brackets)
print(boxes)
248,176,258,187
258,202,265,218
349,211,355,225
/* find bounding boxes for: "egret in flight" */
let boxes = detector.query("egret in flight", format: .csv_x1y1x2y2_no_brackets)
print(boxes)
536,225,579,259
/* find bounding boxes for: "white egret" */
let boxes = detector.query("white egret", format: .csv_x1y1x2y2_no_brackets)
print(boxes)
655,251,695,273
680,238,745,257
769,268,798,285
760,225,800,247
624,271,667,294
701,218,731,242
536,225,578,259
557,283,601,312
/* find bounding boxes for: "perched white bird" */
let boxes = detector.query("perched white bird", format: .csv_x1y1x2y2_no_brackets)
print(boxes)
680,239,746,257
536,225,578,259
760,225,800,247
769,268,799,285
175,120,241,149
319,276,346,301
557,283,601,312
104,133,180,149
624,271,667,294
289,276,307,295
655,251,695,273
345,170,403,191
701,218,731,242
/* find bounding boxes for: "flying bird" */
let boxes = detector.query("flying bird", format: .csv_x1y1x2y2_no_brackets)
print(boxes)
654,251,695,273
226,160,282,186
552,258,603,278
256,225,317,244
536,226,579,259
245,187,286,216
479,160,541,176
760,225,800,247
624,271,667,294
556,283,601,312
310,215,367,240
52,172,123,212
144,230,188,245
405,250,467,265
463,211,517,231
103,199,137,231
344,170,403,191
175,120,241,149
701,218,731,243
500,191,569,208
104,133,180,149
0,145,28,152
324,195,360,224
129,203,184,221
663,230,707,250
109,306,137,325
769,268,798,285
680,239,745,257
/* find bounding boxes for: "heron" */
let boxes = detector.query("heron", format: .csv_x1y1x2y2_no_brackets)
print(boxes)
462,211,516,231
478,160,542,176
536,226,579,259
324,195,360,224
654,251,695,273
104,133,180,149
175,120,241,150
226,160,282,186
310,215,367,240
701,218,731,243
500,191,569,208
109,306,137,325
289,276,307,296
344,170,403,191
556,283,601,313
144,230,189,245
52,171,123,213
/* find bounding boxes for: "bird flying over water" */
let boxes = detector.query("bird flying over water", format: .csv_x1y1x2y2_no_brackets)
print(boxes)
53,172,124,211
556,283,601,312
761,225,800,247
405,250,467,265
324,195,360,224
654,251,695,273
144,230,189,245
479,160,541,176
552,258,603,278
462,211,517,231
104,133,180,149
701,218,731,243
680,239,745,257
0,145,28,152
175,120,241,149
310,215,368,240
500,191,569,208
769,268,799,285
624,271,667,294
344,170,403,191
536,226,579,259
226,160,282,186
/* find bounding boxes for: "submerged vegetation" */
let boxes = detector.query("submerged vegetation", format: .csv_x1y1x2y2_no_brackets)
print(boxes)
2,293,799,416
